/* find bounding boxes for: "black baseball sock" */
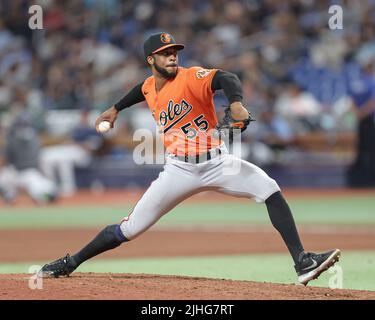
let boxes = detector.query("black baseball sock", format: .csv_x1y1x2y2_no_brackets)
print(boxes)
71,224,128,267
265,191,304,265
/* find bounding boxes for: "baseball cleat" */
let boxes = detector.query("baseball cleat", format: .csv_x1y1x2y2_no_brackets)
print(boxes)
295,249,341,286
38,254,77,278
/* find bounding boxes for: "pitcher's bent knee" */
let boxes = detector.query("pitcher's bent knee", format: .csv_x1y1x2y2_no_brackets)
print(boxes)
113,224,129,243
255,177,281,203
119,216,148,241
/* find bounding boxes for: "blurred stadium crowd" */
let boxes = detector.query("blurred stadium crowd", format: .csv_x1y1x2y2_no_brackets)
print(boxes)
0,0,375,202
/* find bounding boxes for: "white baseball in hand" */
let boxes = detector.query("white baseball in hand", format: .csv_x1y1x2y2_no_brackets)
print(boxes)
98,121,111,133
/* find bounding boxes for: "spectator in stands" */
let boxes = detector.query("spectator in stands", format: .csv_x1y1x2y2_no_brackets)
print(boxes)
247,105,295,165
1,0,375,191
346,61,375,187
0,110,58,204
40,109,104,196
274,81,323,133
257,106,295,149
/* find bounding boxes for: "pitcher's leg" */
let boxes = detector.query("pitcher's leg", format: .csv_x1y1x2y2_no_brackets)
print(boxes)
208,154,280,202
265,191,304,264
67,161,202,270
205,154,303,264
119,163,202,240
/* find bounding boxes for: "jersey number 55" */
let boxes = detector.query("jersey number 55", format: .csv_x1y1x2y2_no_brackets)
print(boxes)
181,115,209,139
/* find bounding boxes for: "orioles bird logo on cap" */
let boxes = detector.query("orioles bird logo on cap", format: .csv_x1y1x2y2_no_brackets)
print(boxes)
160,33,172,44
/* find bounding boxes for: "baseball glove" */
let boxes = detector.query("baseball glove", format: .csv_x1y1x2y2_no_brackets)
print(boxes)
216,105,255,139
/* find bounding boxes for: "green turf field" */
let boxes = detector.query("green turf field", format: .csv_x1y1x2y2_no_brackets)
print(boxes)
0,194,374,291
0,196,374,229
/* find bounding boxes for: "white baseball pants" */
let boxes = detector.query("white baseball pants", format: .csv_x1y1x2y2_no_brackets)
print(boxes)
120,146,280,240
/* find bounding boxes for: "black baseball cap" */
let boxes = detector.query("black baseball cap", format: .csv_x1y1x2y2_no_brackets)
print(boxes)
143,32,184,59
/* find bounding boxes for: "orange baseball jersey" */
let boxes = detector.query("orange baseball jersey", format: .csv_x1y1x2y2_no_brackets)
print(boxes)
142,66,222,156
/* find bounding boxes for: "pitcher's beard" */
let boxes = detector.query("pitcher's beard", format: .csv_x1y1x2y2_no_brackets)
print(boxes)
154,62,177,79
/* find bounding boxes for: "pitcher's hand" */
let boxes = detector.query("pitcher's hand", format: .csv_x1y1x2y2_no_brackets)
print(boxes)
95,106,119,133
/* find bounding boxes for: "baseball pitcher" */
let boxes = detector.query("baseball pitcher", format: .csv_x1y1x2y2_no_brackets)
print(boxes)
40,33,341,286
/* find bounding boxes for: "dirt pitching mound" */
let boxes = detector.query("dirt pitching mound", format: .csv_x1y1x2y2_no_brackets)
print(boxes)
1,273,374,300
